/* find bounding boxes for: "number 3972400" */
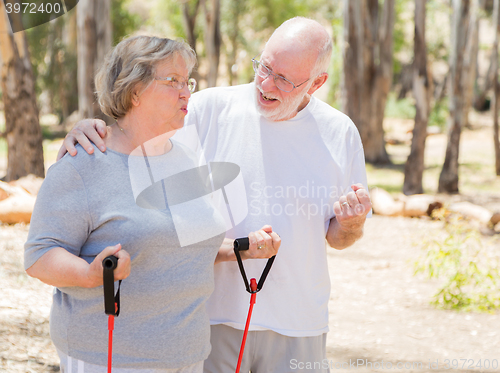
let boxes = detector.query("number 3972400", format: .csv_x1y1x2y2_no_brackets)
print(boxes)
5,2,62,14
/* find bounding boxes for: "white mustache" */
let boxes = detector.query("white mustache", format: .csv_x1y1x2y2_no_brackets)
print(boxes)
258,88,280,101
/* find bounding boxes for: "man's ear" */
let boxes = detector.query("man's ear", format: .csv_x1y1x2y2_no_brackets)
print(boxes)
307,73,328,95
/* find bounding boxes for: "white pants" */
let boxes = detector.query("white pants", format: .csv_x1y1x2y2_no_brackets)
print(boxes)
57,349,203,373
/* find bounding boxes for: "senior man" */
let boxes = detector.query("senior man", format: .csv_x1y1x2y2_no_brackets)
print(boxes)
59,17,371,373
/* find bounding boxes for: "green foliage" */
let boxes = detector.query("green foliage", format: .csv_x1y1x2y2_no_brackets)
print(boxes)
112,0,141,45
26,16,78,121
428,98,449,131
24,0,140,123
414,210,500,312
384,93,416,119
248,0,327,32
426,0,451,62
326,3,343,109
153,0,186,40
392,0,412,76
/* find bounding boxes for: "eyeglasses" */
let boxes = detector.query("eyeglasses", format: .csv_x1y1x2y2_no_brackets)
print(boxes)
252,58,310,93
155,75,197,93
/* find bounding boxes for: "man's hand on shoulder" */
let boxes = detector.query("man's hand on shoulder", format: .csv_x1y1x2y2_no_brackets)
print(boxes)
57,119,108,161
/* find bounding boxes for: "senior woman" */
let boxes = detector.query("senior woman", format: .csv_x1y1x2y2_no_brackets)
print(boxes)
24,36,280,373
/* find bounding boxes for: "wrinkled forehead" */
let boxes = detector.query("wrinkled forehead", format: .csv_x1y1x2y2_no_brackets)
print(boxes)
260,38,317,80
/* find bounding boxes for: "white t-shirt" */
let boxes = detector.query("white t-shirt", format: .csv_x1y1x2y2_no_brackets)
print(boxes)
175,82,369,337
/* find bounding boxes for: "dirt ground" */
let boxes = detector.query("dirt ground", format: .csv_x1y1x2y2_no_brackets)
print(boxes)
327,216,499,373
0,224,58,372
1,214,499,372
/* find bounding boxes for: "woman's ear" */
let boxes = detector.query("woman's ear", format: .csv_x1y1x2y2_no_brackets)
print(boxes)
131,91,140,106
307,73,328,95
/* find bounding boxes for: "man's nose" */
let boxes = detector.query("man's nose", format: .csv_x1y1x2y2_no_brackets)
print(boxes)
260,73,277,91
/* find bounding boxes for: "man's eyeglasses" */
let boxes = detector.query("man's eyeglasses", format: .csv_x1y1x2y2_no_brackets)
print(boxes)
155,75,197,93
252,58,310,93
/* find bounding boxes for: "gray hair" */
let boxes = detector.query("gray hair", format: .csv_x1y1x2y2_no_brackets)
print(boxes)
312,29,333,76
95,36,196,119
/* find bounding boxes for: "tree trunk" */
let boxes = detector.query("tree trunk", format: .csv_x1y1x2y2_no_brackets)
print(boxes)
438,0,473,193
473,0,496,111
203,0,221,87
463,0,480,127
404,0,430,195
492,0,500,175
0,3,44,181
226,0,243,86
181,0,202,89
473,46,497,111
77,0,112,122
342,0,395,164
61,8,78,120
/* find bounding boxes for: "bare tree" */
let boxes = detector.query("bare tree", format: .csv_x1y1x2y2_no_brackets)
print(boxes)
181,0,201,52
0,2,44,181
492,0,500,175
77,0,112,122
203,0,221,87
438,0,474,193
224,0,245,86
181,0,202,88
473,0,495,111
473,46,497,111
463,0,480,127
404,0,431,195
342,0,395,164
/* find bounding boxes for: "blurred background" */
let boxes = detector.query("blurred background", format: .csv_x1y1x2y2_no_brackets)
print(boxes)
1,0,500,196
1,1,500,371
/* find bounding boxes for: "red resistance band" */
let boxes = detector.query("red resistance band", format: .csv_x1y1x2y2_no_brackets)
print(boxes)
103,256,122,373
233,238,276,373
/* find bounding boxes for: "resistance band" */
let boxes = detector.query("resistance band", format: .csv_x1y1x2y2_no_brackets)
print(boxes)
233,237,276,373
103,255,122,373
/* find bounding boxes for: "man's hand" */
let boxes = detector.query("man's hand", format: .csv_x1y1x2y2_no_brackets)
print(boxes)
57,119,108,161
327,183,371,250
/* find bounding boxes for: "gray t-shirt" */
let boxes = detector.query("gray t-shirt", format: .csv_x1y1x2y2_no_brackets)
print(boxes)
25,141,225,369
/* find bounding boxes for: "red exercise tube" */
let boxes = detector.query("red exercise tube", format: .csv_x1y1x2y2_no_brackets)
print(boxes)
235,278,258,373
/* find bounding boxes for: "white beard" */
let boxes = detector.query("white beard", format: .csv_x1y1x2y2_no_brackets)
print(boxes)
255,83,310,122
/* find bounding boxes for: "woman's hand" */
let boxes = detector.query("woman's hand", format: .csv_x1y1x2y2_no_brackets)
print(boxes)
214,225,281,264
57,119,108,161
26,244,131,288
86,244,131,288
241,225,281,260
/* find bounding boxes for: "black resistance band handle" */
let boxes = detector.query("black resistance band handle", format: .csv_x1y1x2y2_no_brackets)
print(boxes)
234,237,276,294
103,255,118,270
103,255,121,316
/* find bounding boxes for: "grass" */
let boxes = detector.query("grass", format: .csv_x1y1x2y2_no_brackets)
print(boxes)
365,162,406,194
